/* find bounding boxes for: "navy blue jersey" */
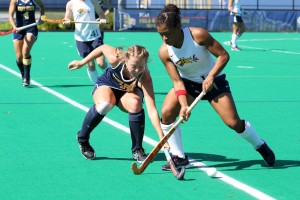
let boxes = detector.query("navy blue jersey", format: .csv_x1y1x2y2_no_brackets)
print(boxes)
96,63,142,92
15,0,37,27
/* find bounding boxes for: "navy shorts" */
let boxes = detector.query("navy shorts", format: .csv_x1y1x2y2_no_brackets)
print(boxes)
182,74,231,102
76,37,104,58
13,26,38,40
230,15,243,23
92,84,144,104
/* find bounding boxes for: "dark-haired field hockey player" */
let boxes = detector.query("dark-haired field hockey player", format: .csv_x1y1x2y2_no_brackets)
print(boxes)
155,4,275,171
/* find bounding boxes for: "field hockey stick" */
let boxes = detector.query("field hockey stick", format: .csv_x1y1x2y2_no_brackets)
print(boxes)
41,15,107,24
16,22,39,31
0,29,14,36
163,148,185,180
0,22,38,36
131,91,205,175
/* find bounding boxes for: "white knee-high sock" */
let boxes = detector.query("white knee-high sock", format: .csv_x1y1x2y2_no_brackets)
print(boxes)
87,68,99,84
231,34,238,47
239,120,264,149
161,122,185,158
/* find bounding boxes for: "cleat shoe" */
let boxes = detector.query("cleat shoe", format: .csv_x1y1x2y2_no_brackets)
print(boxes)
22,77,30,87
132,148,147,163
231,46,241,51
256,141,276,166
78,139,96,160
162,155,190,171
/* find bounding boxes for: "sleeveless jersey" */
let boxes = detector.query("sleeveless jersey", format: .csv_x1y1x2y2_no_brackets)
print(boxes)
167,27,219,83
15,0,37,27
97,63,142,92
72,0,101,41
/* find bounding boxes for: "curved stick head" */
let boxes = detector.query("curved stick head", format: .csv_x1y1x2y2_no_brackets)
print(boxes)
176,167,185,180
41,15,46,21
131,162,142,175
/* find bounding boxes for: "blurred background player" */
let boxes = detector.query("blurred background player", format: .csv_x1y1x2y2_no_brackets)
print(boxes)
98,0,112,16
155,4,275,170
67,44,167,163
64,0,108,84
228,0,245,51
96,0,112,42
8,0,45,87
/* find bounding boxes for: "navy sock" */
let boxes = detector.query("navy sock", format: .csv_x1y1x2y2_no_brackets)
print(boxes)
129,109,145,152
23,56,31,78
78,105,105,142
16,60,24,78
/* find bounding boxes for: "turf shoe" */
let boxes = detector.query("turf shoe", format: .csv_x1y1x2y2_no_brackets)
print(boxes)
162,155,190,171
78,140,96,160
231,46,241,51
132,148,147,163
256,141,276,166
22,77,30,87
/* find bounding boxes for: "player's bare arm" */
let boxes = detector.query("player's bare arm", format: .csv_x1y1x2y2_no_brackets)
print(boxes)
158,45,190,120
8,0,17,30
68,45,118,70
139,69,168,147
63,1,73,22
190,27,229,92
228,0,234,12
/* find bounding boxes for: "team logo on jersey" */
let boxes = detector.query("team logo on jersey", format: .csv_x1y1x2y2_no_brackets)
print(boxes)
176,54,198,67
77,8,90,14
112,74,136,92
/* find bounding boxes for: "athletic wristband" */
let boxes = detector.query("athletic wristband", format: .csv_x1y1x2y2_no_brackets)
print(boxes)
175,89,188,98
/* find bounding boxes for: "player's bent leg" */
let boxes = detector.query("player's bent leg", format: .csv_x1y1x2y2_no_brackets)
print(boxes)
160,89,181,123
87,66,99,84
212,94,275,166
77,105,106,159
22,34,36,86
129,109,147,163
16,60,24,79
231,24,241,51
238,120,264,149
237,23,245,37
241,120,276,166
96,55,109,72
22,56,32,86
160,122,190,170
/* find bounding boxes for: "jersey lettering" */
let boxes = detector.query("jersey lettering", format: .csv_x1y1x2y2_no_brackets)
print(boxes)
17,5,35,12
90,30,99,37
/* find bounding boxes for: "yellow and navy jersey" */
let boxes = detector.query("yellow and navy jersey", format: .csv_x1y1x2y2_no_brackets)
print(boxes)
97,63,142,93
15,0,37,27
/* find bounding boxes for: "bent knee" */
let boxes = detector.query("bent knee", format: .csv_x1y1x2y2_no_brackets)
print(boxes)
95,101,113,115
225,119,244,133
161,107,178,124
127,96,143,112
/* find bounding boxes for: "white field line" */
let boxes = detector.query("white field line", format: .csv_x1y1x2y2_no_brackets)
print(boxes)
0,64,276,200
223,38,300,55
